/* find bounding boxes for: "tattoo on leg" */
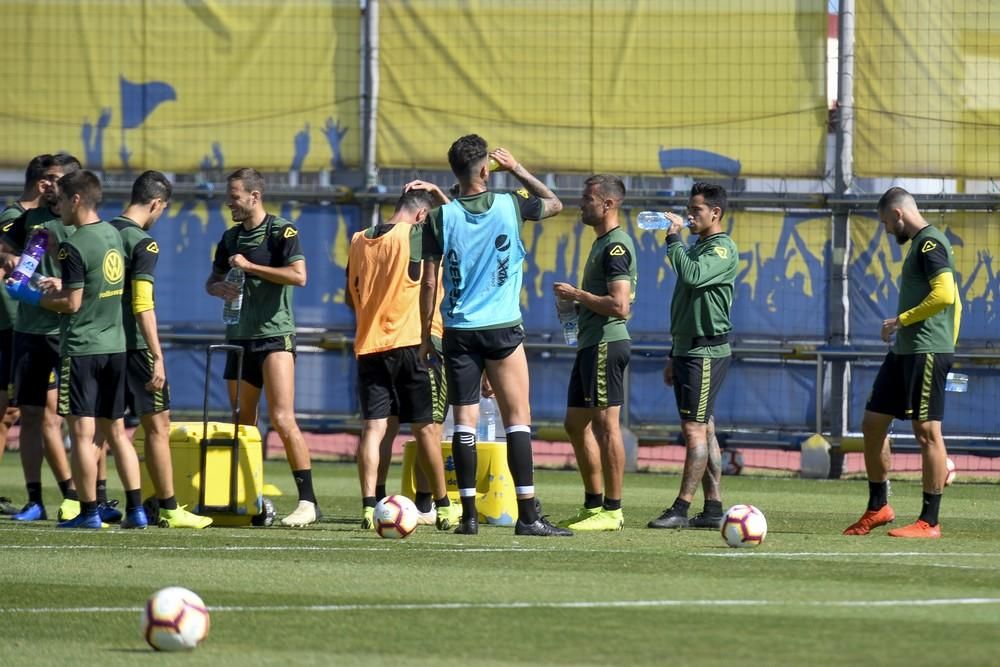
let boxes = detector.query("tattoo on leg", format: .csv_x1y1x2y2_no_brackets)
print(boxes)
703,432,722,500
680,442,709,499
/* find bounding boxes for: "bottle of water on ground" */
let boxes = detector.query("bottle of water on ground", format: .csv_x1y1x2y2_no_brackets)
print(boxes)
556,298,578,346
945,372,968,393
636,211,691,230
222,267,245,325
441,406,455,440
478,397,499,442
9,229,49,289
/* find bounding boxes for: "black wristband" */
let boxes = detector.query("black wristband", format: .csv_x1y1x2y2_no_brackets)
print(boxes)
665,232,682,245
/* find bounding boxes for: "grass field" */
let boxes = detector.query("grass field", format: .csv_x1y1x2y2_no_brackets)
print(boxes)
1,456,999,666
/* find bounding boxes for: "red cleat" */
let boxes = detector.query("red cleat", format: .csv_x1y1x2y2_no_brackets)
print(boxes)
843,505,895,535
888,519,941,539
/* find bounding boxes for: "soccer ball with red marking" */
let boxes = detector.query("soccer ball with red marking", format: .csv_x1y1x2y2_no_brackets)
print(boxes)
944,457,957,486
721,504,767,548
140,586,210,651
374,495,419,539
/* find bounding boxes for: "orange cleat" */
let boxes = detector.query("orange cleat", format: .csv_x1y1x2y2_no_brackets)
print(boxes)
888,519,941,538
843,505,895,535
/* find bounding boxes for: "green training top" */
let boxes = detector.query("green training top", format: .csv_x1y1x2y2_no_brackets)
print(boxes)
110,216,159,351
0,207,75,336
577,226,637,349
58,221,126,357
212,214,304,340
0,203,26,330
894,225,959,355
666,232,738,358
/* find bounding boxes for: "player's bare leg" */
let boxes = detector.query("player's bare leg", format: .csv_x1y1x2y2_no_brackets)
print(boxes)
262,351,317,526
843,410,896,535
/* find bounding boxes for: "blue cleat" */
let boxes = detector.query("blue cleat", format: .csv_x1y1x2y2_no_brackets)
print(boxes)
98,500,123,524
57,510,104,529
121,506,148,529
12,502,47,522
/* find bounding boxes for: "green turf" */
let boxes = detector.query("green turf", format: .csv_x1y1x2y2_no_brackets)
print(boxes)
1,456,998,666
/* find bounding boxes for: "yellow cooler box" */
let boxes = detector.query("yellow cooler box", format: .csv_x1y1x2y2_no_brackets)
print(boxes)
137,422,264,527
400,440,518,526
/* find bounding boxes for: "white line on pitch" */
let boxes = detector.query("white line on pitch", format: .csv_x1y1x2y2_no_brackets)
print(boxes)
692,552,997,558
0,544,554,553
4,598,1000,615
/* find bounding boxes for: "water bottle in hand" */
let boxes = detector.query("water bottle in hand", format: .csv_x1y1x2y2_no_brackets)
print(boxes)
945,372,968,393
222,267,245,325
556,298,578,346
9,229,49,289
478,396,497,442
636,211,690,230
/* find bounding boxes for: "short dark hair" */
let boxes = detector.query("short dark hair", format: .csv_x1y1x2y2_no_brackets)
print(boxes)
130,170,173,206
24,154,51,189
584,174,626,203
877,186,914,213
691,182,727,219
447,134,488,181
58,170,102,210
227,167,265,195
396,188,435,212
43,152,82,175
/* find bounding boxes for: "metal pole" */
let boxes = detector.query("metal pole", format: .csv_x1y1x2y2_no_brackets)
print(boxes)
826,0,855,478
361,0,380,195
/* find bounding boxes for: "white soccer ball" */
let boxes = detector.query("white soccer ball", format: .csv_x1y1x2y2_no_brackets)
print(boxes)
374,495,419,539
140,586,210,651
721,504,768,548
945,457,957,486
721,449,744,475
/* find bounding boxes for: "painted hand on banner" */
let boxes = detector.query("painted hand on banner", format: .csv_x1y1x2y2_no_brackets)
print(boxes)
323,117,348,170
291,123,310,171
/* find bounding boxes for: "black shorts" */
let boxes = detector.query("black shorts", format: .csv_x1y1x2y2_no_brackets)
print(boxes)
672,355,731,423
442,325,524,406
357,345,443,423
0,328,14,395
567,340,631,408
866,351,953,422
12,332,60,407
224,335,296,389
58,353,126,419
125,348,170,417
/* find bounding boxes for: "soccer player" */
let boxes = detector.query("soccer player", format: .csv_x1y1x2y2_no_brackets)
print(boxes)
843,187,961,539
648,182,738,530
205,168,318,527
552,175,636,531
408,134,570,536
11,169,147,529
345,188,458,531
110,170,211,528
0,154,81,523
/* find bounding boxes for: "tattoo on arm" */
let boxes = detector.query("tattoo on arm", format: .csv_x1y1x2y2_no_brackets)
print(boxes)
510,164,562,218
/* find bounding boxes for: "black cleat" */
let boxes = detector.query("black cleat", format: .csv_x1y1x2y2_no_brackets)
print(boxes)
688,512,724,529
514,516,573,537
647,508,689,529
454,515,479,535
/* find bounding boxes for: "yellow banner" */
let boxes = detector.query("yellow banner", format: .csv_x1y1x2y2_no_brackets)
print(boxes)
0,1,360,172
855,0,1000,178
377,0,828,177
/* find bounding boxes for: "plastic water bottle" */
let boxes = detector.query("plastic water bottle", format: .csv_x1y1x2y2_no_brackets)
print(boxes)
478,397,497,442
221,267,245,325
945,372,968,393
9,229,49,288
556,298,578,346
441,407,455,440
636,211,691,230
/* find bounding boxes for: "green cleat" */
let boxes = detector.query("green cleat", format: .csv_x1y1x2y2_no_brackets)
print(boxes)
435,503,461,531
361,506,375,530
558,505,602,528
58,498,81,522
158,506,213,529
568,508,624,531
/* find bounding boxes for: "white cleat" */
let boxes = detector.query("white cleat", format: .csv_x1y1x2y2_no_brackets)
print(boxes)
280,500,318,527
416,508,437,526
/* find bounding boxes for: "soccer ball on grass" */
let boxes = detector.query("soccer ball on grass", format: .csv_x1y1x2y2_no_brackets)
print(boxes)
721,504,767,548
374,494,419,539
140,586,210,651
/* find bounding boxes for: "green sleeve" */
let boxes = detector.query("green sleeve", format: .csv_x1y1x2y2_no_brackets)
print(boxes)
666,239,737,288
